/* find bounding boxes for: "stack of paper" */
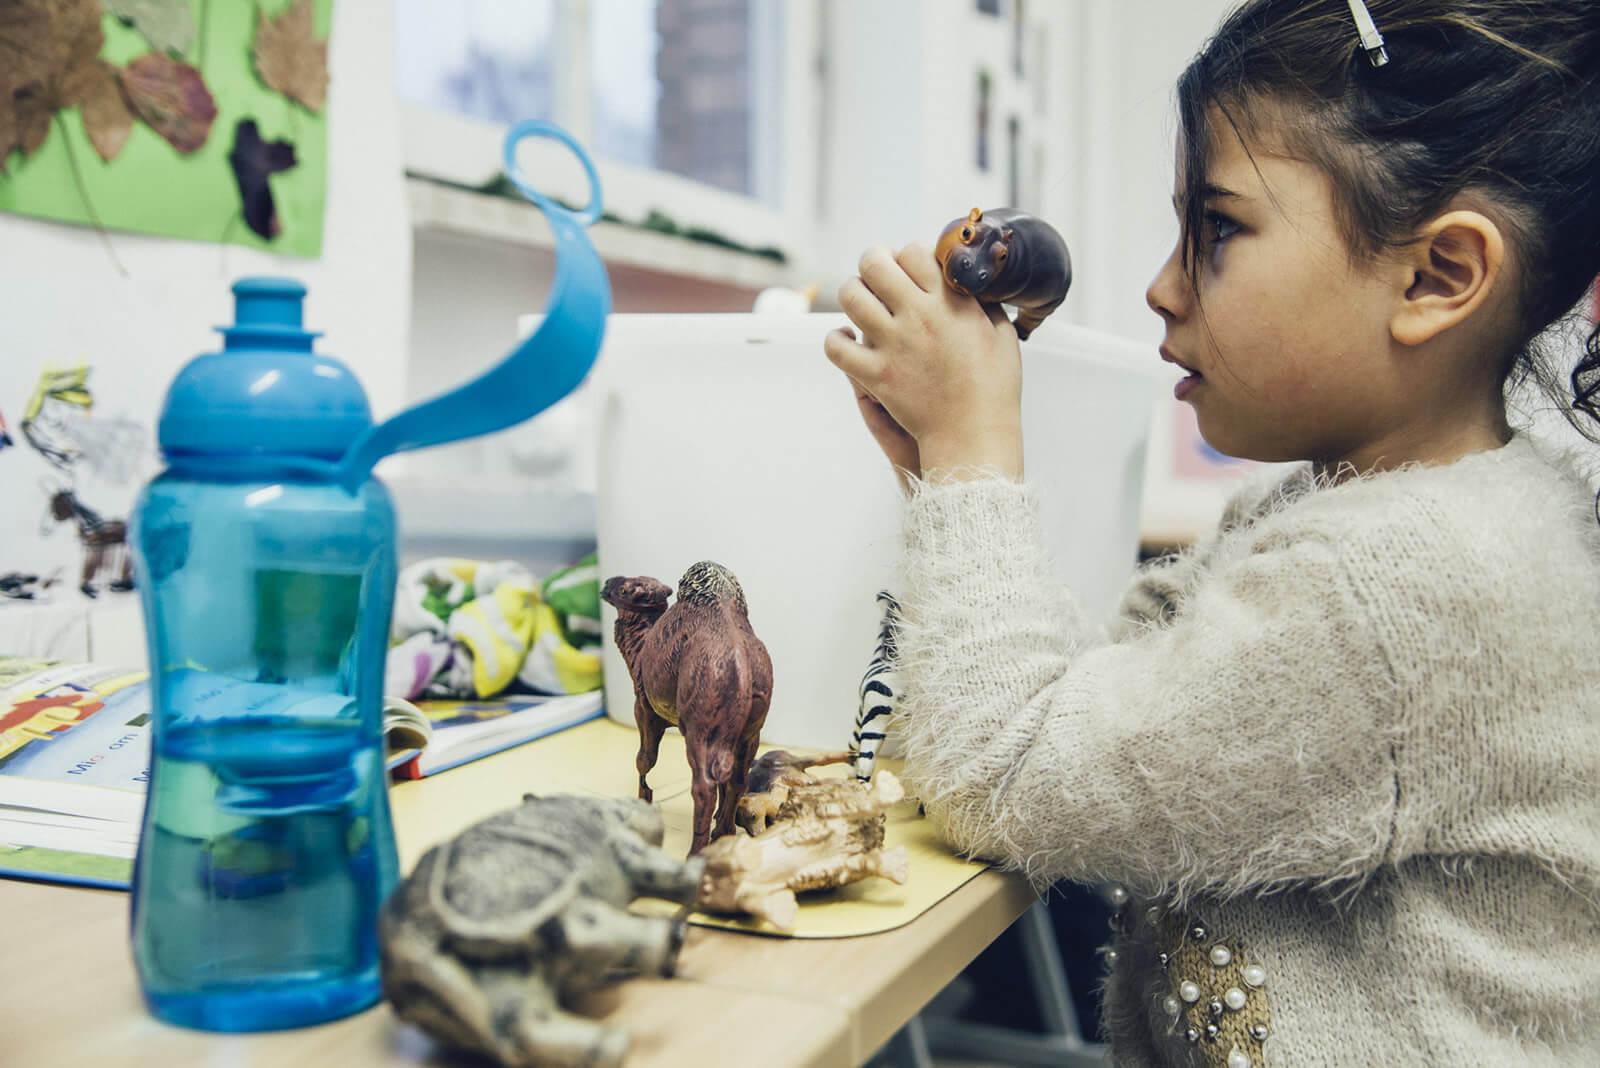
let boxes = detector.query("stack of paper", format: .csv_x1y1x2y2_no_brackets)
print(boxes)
0,657,604,888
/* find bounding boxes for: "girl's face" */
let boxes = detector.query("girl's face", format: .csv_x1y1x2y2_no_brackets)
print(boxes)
1146,113,1407,467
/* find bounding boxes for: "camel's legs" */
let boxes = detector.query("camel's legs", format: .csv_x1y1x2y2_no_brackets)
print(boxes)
687,762,717,854
713,731,760,841
634,700,668,803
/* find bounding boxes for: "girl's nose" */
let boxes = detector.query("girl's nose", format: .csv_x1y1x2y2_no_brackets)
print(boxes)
1146,242,1188,321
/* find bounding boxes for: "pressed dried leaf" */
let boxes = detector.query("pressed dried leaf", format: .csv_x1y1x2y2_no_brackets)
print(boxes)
82,59,134,161
253,0,328,114
0,102,14,172
0,0,104,159
0,0,53,102
52,0,105,108
228,118,297,239
120,51,217,155
13,84,53,156
106,0,195,57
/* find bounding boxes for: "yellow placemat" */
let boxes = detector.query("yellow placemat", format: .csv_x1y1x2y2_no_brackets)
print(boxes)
390,718,990,939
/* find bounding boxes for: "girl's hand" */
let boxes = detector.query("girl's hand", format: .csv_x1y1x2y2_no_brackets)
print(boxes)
823,243,1024,482
839,350,921,493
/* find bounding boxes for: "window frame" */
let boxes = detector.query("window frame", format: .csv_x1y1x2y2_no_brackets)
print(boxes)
398,0,792,251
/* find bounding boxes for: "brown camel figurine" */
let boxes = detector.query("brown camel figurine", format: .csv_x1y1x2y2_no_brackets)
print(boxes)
601,561,773,854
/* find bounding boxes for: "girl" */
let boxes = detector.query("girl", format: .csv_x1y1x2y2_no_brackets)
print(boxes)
823,1,1600,1064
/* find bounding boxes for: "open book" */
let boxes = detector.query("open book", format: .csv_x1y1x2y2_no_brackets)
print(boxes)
0,657,604,888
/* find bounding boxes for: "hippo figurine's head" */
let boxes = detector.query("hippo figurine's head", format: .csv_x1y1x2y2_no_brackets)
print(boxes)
935,207,1014,298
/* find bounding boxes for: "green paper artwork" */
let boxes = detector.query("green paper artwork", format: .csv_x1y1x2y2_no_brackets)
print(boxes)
106,0,195,57
0,0,332,259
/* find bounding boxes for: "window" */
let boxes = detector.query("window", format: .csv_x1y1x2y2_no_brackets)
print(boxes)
396,0,781,205
1007,116,1020,207
1033,25,1049,114
395,0,557,125
1012,0,1025,77
589,0,661,170
1031,141,1045,213
977,70,992,171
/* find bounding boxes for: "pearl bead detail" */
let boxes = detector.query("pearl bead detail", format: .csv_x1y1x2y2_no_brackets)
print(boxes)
1109,886,1129,906
1184,1027,1200,1045
1204,1022,1221,1041
1241,964,1267,988
1209,944,1232,966
1224,987,1247,1011
1105,949,1119,966
1179,981,1201,1003
1227,1047,1252,1068
1163,996,1181,1018
1190,924,1208,942
1208,998,1225,1017
1251,1023,1271,1042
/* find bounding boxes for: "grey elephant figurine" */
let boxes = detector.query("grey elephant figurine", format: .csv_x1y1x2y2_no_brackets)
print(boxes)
380,794,707,1068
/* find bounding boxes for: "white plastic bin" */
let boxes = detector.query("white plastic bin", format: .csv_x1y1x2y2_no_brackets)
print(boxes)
593,313,1164,750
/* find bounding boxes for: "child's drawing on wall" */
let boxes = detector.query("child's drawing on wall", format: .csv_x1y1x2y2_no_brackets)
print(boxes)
9,364,148,599
41,481,134,598
21,365,144,482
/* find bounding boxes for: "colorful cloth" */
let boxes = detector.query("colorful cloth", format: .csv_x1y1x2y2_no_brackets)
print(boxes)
385,555,603,701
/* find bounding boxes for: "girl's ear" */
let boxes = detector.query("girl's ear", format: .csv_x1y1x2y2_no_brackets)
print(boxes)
1390,210,1506,347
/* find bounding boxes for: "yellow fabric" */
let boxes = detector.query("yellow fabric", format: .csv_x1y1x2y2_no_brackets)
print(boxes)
528,602,603,693
450,581,538,696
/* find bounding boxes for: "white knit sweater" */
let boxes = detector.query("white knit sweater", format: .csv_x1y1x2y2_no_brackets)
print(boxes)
893,435,1600,1067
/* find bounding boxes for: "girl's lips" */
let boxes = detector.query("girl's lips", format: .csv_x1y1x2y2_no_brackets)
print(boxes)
1161,345,1203,401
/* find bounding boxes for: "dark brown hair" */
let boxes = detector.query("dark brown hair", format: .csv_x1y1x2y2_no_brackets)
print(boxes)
1175,0,1600,438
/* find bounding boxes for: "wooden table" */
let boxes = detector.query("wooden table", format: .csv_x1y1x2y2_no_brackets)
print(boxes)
2,729,1036,1068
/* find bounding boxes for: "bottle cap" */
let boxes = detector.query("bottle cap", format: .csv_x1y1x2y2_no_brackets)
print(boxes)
157,277,373,461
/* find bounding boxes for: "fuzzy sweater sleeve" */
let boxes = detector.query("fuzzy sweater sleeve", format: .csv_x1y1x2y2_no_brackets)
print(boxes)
895,476,1398,903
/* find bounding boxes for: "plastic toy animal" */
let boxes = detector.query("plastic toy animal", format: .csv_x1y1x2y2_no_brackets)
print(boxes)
602,561,774,854
735,748,855,835
935,206,1073,340
379,793,706,1068
851,589,902,781
699,770,911,931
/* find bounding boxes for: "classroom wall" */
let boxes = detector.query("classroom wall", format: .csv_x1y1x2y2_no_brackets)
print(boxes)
0,0,411,595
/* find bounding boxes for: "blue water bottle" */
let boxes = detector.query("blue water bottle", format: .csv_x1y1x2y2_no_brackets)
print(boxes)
127,120,611,1034
128,278,401,1031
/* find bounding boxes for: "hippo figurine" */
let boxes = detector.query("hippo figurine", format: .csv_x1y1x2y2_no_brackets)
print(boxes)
379,794,706,1068
935,206,1073,340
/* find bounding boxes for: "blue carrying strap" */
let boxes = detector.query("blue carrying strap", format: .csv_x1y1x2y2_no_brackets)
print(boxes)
330,121,612,492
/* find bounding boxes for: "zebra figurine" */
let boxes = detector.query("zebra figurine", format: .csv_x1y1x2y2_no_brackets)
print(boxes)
851,590,903,782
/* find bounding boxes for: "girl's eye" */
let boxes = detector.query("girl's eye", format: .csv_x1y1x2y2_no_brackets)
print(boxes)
1203,211,1241,245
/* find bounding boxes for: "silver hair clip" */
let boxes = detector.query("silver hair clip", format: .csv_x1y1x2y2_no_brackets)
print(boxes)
1346,0,1389,67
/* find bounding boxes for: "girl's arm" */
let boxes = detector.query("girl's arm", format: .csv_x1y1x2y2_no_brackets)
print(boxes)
894,477,1396,906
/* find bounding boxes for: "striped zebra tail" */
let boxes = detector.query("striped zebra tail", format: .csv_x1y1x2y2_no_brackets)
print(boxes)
851,590,903,782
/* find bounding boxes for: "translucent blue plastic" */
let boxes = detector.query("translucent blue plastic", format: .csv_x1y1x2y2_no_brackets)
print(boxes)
127,120,611,1033
129,466,400,1031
